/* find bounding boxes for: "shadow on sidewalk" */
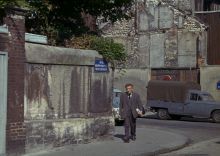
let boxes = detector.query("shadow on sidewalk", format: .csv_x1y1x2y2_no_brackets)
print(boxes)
114,134,124,142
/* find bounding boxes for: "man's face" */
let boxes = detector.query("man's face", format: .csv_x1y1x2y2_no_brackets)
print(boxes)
126,85,133,94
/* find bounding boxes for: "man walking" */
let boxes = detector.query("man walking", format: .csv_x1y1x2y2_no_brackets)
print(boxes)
119,83,144,143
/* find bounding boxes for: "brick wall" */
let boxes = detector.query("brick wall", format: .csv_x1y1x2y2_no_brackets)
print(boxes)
3,7,26,154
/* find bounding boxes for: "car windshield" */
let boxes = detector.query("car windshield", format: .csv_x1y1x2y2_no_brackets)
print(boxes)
112,97,120,108
201,94,215,102
112,90,121,108
112,102,119,108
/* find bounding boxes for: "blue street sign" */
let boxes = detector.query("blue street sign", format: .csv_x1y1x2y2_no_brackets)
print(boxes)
217,81,220,90
94,58,109,72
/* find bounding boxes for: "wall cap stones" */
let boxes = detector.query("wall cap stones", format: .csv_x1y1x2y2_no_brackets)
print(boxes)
25,33,48,44
0,25,9,34
25,43,103,66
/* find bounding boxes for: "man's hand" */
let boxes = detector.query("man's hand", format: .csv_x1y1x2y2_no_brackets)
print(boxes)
136,108,143,117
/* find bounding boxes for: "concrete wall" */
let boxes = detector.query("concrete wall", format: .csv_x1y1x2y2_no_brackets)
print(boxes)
24,43,114,153
178,30,197,67
25,117,113,153
150,33,165,68
200,66,220,102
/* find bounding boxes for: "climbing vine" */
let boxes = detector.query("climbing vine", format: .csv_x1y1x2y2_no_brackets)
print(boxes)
66,35,127,69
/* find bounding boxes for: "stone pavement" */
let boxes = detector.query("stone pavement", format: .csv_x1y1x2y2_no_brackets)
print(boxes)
24,126,189,156
160,137,220,156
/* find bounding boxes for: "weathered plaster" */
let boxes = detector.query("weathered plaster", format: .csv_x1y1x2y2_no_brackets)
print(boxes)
150,33,165,68
24,43,114,152
200,66,220,102
25,117,114,153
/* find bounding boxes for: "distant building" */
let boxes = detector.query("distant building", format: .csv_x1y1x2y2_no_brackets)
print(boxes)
99,0,207,103
194,0,220,65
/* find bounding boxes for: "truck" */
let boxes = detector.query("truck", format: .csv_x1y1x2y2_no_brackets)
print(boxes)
146,80,220,123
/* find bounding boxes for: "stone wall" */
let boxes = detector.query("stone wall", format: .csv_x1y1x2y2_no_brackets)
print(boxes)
100,0,207,103
24,43,114,153
161,0,194,14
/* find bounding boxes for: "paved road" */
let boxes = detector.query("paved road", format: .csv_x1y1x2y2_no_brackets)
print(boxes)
137,114,220,144
136,113,220,155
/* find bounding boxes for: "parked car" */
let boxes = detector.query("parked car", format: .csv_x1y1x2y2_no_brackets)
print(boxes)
112,88,124,122
147,80,220,123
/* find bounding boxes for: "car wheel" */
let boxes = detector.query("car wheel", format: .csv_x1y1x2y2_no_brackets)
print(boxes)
157,109,170,120
212,110,220,123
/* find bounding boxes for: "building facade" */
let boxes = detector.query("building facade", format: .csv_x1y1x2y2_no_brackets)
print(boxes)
100,0,208,103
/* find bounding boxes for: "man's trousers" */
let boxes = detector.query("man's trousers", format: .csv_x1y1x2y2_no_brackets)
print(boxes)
124,114,136,139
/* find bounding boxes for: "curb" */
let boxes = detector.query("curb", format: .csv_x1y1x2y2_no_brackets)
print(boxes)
144,138,192,156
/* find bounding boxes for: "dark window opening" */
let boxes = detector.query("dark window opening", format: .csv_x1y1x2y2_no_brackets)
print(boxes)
204,0,212,11
0,9,5,25
190,93,203,101
198,95,202,101
190,93,198,101
195,0,220,11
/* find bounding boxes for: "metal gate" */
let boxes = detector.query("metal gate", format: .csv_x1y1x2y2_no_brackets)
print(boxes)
0,52,8,156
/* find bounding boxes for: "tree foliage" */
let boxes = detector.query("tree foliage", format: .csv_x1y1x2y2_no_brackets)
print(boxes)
0,0,133,43
0,0,28,23
90,37,126,66
0,0,132,63
25,0,134,45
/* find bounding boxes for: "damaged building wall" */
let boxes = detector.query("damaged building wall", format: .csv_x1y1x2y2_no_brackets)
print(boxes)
24,43,114,153
135,0,207,68
161,0,194,14
100,0,207,102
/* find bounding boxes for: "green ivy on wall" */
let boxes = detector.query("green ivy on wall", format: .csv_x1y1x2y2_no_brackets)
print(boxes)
67,35,127,69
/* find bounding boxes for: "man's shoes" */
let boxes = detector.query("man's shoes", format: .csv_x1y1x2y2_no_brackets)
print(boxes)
124,139,130,143
131,136,136,141
123,137,130,143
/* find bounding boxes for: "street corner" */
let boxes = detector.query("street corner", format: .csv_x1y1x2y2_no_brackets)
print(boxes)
113,126,190,156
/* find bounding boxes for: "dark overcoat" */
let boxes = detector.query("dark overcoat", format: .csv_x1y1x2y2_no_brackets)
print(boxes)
119,92,143,119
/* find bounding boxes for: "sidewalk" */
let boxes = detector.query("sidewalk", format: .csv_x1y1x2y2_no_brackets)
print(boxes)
24,126,189,156
160,137,220,156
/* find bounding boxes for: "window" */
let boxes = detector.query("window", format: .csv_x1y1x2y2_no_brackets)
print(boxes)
190,93,199,101
198,95,202,101
195,0,220,12
190,93,203,101
202,94,215,101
